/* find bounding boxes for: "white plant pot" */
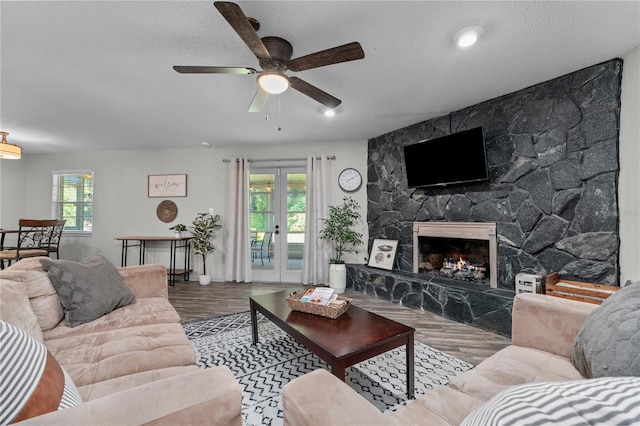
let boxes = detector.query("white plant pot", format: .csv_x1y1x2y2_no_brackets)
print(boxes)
328,263,347,294
174,232,182,238
199,274,212,285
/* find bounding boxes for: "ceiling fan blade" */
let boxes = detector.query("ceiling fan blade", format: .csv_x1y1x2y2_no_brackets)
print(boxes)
248,87,269,112
214,2,271,59
288,42,364,72
173,66,257,74
289,77,341,108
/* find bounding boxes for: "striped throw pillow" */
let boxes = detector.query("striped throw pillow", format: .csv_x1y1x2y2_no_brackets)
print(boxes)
0,320,81,424
461,377,640,426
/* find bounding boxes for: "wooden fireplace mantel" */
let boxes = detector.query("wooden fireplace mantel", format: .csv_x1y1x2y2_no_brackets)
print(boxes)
412,221,498,288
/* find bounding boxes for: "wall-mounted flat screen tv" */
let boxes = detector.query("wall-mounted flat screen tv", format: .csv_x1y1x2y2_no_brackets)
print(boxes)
403,127,489,188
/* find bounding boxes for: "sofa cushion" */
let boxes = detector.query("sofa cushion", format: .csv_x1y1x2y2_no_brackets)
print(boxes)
461,377,640,426
44,322,196,387
42,297,180,341
0,320,81,424
78,365,200,401
571,281,640,378
40,256,136,327
0,278,43,343
1,258,64,331
448,345,583,401
388,385,485,426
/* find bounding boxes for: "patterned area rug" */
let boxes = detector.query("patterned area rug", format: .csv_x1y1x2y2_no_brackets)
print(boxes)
183,311,473,426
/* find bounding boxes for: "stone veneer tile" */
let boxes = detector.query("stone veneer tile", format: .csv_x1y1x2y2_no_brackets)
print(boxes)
347,264,514,337
366,59,622,289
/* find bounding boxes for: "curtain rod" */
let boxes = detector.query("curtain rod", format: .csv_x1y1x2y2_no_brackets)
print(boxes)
223,155,335,163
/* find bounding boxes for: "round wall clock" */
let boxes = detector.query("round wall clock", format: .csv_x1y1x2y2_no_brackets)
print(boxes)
338,168,363,193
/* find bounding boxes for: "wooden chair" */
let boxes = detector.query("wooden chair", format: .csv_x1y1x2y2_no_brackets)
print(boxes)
251,231,273,265
0,219,58,269
45,219,66,258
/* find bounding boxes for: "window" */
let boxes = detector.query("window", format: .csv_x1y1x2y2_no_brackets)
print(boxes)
51,170,94,234
250,173,275,233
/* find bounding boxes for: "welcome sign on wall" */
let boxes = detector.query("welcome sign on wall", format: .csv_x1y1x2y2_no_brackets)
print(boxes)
148,174,187,197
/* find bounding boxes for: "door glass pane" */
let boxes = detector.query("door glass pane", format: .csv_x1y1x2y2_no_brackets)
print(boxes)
286,173,306,271
250,174,275,270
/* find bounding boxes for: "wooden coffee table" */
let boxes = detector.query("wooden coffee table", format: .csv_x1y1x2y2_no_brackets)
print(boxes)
249,291,415,398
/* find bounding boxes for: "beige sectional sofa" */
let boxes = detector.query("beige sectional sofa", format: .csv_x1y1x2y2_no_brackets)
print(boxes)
282,292,599,425
0,257,242,425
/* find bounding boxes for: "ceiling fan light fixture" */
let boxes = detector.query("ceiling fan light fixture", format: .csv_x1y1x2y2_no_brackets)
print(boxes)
453,26,484,48
257,71,290,94
0,131,22,160
324,109,336,117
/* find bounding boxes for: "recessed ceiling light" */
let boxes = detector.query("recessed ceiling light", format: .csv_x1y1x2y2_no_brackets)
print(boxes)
453,26,484,48
324,109,336,117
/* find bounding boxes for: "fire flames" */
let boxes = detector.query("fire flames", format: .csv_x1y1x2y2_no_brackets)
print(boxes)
445,257,477,272
441,256,486,280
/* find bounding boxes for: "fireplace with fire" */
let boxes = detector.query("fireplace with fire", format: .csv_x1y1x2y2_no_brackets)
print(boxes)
418,237,490,284
413,222,498,288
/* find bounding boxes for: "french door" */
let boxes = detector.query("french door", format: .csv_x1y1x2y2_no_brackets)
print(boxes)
250,166,306,282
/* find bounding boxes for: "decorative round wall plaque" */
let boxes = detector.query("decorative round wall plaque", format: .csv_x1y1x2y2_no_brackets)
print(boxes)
156,200,178,223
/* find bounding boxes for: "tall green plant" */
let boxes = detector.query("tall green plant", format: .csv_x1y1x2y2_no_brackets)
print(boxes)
319,196,363,264
190,212,222,275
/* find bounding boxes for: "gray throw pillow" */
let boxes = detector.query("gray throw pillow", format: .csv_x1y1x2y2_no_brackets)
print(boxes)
571,281,640,378
39,256,135,327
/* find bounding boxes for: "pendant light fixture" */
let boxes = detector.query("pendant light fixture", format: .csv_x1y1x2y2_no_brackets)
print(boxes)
0,132,22,160
257,71,290,94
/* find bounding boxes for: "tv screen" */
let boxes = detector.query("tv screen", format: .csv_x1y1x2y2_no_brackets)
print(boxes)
403,127,489,188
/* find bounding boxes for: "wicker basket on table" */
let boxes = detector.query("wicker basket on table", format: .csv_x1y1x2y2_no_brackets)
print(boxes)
286,291,353,319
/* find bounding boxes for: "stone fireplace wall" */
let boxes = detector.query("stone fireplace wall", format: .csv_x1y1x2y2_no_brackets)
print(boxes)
367,59,623,290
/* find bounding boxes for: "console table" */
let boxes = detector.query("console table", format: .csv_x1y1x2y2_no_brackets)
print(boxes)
115,236,192,286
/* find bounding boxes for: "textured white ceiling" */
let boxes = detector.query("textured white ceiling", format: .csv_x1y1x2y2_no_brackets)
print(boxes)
1,1,639,154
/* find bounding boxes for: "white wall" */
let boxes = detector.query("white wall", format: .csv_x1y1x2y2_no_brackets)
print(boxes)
618,47,640,285
1,140,368,282
0,158,27,227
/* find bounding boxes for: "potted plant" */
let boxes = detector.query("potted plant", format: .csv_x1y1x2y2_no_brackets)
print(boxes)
169,223,187,238
190,212,222,285
319,196,363,293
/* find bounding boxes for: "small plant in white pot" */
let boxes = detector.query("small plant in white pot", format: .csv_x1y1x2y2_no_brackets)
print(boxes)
319,196,363,293
169,223,187,238
190,212,222,285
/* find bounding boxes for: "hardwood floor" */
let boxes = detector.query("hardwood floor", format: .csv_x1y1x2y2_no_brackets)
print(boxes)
168,281,511,365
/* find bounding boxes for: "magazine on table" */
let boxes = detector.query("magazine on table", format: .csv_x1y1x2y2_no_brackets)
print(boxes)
300,287,337,306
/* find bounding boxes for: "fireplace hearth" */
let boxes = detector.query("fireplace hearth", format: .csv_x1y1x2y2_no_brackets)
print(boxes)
413,222,497,288
346,264,514,337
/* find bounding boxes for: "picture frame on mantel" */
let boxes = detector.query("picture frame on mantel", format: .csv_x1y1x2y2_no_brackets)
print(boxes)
148,174,187,197
368,238,398,271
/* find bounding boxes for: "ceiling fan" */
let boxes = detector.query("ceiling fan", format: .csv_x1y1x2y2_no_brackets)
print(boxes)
173,1,365,112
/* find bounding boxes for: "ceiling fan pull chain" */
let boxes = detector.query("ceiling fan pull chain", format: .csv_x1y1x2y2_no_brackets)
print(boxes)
277,95,282,132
